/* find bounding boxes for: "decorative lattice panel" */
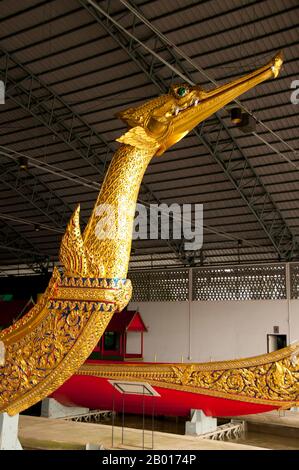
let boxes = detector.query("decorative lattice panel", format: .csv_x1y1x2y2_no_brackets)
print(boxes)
290,263,299,299
129,269,189,302
193,264,286,301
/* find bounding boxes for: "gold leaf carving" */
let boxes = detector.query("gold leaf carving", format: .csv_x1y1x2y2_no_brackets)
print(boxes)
59,204,105,277
78,344,299,408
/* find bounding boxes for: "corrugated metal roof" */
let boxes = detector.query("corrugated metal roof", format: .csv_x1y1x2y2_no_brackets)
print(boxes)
0,0,298,273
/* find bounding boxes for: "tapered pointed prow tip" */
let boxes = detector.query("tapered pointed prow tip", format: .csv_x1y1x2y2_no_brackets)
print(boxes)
271,51,283,78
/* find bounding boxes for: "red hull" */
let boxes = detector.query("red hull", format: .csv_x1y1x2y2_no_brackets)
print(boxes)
52,369,278,418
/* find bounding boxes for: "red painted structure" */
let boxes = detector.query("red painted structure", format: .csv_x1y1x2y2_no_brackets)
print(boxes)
92,310,147,360
52,360,278,418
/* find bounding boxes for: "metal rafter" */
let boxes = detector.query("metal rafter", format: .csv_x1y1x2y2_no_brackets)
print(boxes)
0,155,81,275
0,47,109,269
0,145,101,193
0,156,72,229
0,45,190,266
0,219,49,273
80,0,299,261
0,48,111,174
0,53,92,233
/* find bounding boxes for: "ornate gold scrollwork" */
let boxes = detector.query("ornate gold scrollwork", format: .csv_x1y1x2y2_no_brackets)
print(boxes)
0,53,285,415
0,271,131,415
79,344,299,407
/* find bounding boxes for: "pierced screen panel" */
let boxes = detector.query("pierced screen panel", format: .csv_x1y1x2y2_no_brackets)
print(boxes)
129,269,189,302
290,263,299,299
193,264,286,301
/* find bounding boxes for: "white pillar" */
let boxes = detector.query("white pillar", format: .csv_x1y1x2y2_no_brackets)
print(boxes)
187,268,193,360
0,413,22,450
185,409,217,436
86,443,105,450
286,262,291,344
41,398,89,419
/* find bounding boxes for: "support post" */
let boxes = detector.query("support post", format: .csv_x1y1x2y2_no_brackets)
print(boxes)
185,409,217,436
0,413,22,450
286,262,291,343
188,268,193,360
41,398,89,419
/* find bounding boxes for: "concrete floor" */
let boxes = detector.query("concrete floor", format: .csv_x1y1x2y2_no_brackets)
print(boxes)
236,410,299,429
19,416,264,450
232,410,299,450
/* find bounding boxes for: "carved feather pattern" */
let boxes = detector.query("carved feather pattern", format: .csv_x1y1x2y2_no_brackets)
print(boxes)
59,205,105,277
116,126,159,150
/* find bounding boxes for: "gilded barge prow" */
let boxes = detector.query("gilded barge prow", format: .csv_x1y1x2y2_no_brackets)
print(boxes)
0,53,284,415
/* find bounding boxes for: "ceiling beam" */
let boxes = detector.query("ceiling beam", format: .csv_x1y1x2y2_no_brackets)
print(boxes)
0,47,111,175
0,46,190,266
79,0,299,261
0,158,73,229
0,61,87,232
0,219,49,273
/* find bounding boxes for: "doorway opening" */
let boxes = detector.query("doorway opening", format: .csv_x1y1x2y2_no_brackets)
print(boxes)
267,334,287,353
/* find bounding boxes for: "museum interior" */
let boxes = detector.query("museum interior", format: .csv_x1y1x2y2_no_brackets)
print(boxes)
0,0,298,453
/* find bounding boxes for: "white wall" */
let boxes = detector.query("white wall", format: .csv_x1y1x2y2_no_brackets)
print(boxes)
126,332,142,354
129,300,299,363
290,299,299,344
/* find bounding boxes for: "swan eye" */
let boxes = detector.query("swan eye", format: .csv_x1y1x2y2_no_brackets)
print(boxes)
177,86,188,97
